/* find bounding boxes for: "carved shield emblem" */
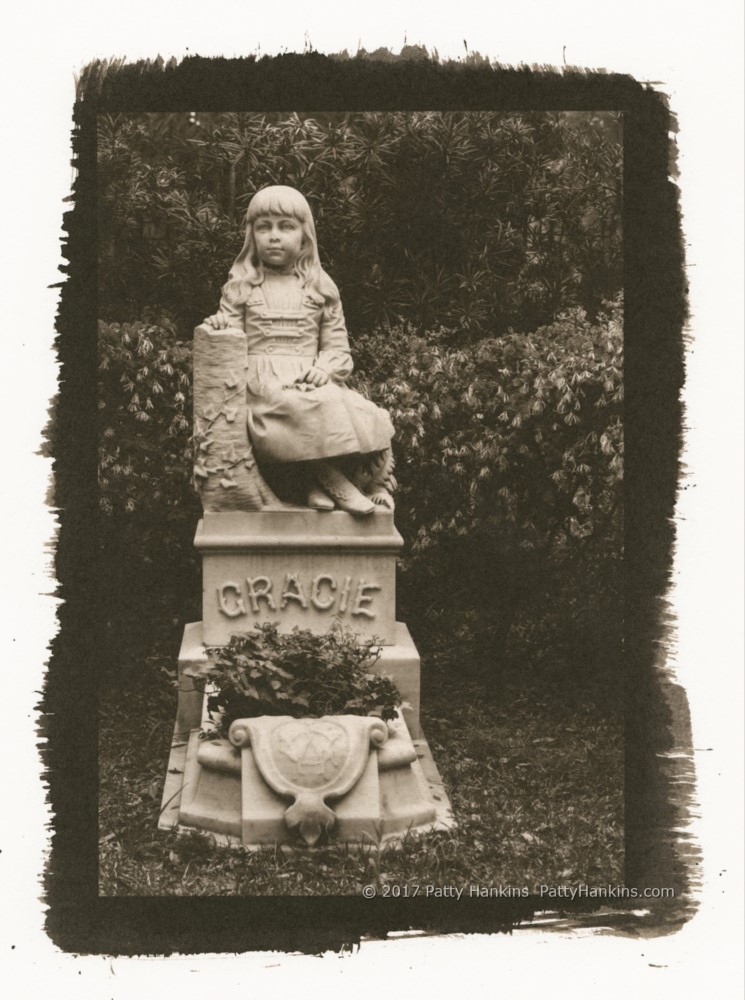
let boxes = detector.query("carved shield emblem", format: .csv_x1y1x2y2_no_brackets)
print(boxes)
229,715,388,846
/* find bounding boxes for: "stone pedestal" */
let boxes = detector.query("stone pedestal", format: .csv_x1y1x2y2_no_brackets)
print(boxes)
197,510,402,645
160,509,454,849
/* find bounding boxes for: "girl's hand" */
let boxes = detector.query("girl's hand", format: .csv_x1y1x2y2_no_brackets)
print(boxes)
297,366,330,387
204,313,230,329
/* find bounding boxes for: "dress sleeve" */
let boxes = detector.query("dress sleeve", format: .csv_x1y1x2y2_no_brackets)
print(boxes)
215,290,245,330
315,298,354,381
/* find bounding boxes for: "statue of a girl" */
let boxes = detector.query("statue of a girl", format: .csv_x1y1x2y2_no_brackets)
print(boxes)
203,185,395,516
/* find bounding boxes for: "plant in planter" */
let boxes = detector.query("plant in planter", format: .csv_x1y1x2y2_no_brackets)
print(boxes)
201,623,403,737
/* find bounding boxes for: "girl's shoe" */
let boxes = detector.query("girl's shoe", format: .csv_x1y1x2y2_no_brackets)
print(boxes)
315,463,375,516
307,487,335,511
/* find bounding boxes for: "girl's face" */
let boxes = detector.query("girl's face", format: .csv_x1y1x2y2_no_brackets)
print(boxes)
252,213,304,271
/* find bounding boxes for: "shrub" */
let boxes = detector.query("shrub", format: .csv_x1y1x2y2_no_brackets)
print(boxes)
352,297,624,672
203,624,402,735
98,318,199,608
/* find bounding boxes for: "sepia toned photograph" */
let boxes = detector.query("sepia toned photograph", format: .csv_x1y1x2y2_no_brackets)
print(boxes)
6,0,741,985
95,109,625,897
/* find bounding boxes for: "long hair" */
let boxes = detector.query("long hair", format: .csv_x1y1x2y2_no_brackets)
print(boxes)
221,185,339,307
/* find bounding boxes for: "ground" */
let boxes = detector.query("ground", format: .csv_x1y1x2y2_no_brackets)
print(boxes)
98,616,623,896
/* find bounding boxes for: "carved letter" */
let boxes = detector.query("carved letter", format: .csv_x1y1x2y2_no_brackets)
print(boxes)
338,575,353,614
280,573,309,610
351,579,382,619
246,576,276,612
311,574,336,611
217,582,246,618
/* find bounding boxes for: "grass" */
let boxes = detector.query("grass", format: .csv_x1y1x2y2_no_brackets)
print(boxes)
98,617,623,896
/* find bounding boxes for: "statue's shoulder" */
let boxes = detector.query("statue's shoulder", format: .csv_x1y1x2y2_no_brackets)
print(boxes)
317,271,341,303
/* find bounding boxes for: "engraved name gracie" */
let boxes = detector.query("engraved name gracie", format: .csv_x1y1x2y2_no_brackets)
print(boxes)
216,573,382,620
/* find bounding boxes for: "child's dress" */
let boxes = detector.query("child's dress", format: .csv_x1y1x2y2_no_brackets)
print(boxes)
218,271,394,465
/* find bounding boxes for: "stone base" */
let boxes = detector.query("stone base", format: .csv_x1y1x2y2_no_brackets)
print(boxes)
175,618,423,738
159,717,455,850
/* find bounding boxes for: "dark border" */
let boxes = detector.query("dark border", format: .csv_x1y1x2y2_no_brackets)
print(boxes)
45,54,693,954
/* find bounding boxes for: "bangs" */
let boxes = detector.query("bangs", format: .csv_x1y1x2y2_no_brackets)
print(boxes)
246,185,311,223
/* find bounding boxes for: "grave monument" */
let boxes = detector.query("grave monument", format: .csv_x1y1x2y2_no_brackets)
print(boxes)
159,186,453,848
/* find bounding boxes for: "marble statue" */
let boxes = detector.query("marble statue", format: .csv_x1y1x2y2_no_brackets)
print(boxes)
194,185,396,516
160,186,455,849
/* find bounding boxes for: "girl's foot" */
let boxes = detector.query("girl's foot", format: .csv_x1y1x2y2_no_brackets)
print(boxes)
315,463,375,516
307,487,335,511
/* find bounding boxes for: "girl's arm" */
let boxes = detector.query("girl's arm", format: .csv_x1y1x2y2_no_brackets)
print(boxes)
203,289,245,330
313,298,354,382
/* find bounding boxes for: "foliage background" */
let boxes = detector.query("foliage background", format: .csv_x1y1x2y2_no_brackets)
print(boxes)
97,110,623,697
98,110,621,336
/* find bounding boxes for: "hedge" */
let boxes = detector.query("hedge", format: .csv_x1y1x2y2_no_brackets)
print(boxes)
98,297,622,682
